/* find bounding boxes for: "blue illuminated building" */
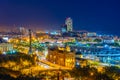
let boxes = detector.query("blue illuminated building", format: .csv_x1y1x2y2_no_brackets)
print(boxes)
61,24,67,33
72,44,120,65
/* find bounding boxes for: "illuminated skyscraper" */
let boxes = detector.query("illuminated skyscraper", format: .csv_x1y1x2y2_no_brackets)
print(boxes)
65,17,73,32
19,27,26,34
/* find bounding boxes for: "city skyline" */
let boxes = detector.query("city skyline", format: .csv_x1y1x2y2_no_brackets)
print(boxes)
0,0,120,36
0,0,120,79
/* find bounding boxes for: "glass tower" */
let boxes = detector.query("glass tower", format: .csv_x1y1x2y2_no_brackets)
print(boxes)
65,17,73,32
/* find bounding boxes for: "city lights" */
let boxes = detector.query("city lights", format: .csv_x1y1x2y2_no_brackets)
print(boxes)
0,0,120,79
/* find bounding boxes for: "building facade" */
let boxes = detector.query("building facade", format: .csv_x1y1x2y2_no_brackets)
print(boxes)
65,17,73,32
61,24,67,33
74,46,120,65
47,49,75,68
0,43,13,54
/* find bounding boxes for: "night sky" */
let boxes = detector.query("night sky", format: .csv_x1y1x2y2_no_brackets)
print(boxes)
0,0,120,35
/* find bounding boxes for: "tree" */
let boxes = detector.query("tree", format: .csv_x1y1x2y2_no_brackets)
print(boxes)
70,66,92,80
94,39,102,42
104,66,120,79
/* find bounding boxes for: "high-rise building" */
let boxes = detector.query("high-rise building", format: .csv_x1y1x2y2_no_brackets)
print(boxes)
65,17,73,32
19,27,25,34
18,27,29,37
61,24,67,33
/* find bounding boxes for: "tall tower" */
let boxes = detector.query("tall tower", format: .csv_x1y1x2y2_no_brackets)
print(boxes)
28,29,32,54
65,17,73,32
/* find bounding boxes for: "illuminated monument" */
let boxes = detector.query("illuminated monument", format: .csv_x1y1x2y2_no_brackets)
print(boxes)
65,17,73,32
28,29,32,54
